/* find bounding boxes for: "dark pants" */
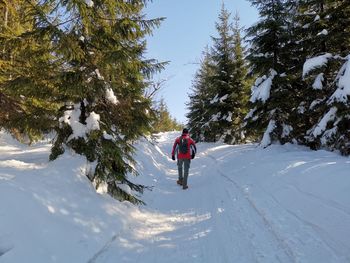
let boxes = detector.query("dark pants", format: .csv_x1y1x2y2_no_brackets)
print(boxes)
177,159,191,187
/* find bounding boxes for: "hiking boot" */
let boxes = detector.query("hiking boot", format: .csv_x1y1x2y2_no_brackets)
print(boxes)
177,180,183,186
182,185,188,190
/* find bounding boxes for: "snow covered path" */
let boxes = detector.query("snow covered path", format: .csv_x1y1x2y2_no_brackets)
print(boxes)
1,131,350,262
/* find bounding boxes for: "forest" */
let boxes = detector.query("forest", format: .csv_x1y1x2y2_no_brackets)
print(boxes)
1,0,349,203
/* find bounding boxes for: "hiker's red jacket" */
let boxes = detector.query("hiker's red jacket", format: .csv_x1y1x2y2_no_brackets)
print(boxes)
172,134,197,160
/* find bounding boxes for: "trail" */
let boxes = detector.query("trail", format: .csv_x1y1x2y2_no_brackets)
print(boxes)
92,132,350,262
1,131,350,262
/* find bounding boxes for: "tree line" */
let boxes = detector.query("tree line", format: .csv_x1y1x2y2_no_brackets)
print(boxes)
187,1,350,155
1,0,349,204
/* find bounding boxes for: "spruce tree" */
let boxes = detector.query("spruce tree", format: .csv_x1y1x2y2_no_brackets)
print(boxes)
296,0,337,149
187,48,215,142
228,13,250,143
152,98,182,132
300,1,350,153
0,0,56,140
0,0,165,203
204,5,249,143
244,0,295,146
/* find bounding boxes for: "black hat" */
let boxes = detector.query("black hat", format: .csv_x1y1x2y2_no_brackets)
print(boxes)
182,128,189,134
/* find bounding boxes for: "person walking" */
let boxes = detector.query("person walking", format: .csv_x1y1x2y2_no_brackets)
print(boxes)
171,128,197,190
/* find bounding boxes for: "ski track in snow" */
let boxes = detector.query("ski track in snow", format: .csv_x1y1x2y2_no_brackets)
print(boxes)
205,153,296,262
1,132,350,262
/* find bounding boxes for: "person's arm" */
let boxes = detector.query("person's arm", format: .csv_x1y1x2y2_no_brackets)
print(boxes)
190,139,196,159
171,139,178,160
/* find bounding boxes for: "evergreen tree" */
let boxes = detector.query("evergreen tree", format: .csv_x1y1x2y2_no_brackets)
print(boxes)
187,48,215,142
203,5,249,143
152,98,182,132
295,0,337,149
228,13,250,143
0,0,165,203
0,0,56,140
244,0,296,146
299,1,350,154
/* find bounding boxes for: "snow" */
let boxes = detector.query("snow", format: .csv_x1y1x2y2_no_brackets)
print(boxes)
210,94,219,104
116,183,132,195
102,131,114,141
85,0,94,7
95,181,108,194
317,29,328,36
86,112,100,131
320,127,338,145
310,98,324,110
250,69,277,103
328,56,350,104
303,53,333,78
95,69,104,80
210,94,229,104
312,107,337,137
312,73,324,90
282,124,293,138
297,103,306,114
210,112,221,122
105,88,119,105
1,131,350,262
219,94,228,103
260,120,276,148
244,107,256,120
225,112,232,122
59,105,100,141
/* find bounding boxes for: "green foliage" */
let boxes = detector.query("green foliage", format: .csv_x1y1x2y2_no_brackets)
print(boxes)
0,0,165,203
187,47,215,142
152,98,183,133
244,0,350,154
244,0,304,146
292,1,350,152
187,7,250,144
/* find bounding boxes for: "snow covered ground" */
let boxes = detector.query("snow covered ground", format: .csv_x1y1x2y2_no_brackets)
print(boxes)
0,131,350,262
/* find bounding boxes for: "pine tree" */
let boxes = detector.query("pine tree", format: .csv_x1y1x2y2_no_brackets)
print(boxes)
295,0,337,149
299,1,350,153
0,0,165,203
187,47,215,142
204,5,249,143
0,0,56,141
206,5,235,142
228,13,250,143
152,98,182,132
244,0,296,147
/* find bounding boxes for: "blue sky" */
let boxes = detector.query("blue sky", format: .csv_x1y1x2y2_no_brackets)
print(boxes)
145,0,259,124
